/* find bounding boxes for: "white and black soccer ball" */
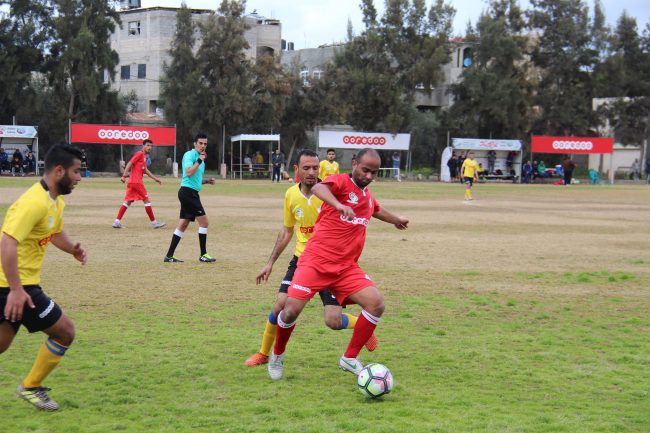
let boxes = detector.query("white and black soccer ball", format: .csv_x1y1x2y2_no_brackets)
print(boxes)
357,363,393,399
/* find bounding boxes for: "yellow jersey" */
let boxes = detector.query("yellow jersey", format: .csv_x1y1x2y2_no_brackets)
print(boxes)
283,184,322,257
319,160,339,180
462,159,480,178
0,181,64,286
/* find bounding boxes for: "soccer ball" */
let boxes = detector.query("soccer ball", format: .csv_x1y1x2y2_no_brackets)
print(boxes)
357,363,393,399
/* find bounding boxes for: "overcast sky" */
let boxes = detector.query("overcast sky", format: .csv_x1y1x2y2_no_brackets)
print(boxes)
140,0,649,49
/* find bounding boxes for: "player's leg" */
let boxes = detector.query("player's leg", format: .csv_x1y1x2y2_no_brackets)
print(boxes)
143,198,165,228
196,214,215,262
268,295,309,380
0,321,18,354
245,292,287,366
164,218,190,262
113,200,134,228
321,290,379,351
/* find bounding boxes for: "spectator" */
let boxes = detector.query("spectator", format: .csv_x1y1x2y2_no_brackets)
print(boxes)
271,148,284,183
561,155,575,186
11,149,24,176
506,151,516,170
23,151,36,174
446,154,458,182
244,154,253,172
0,148,8,173
537,160,549,178
487,150,497,174
351,153,357,165
645,158,650,185
391,151,401,180
80,149,88,167
457,152,465,181
631,158,640,181
522,160,533,183
255,151,264,165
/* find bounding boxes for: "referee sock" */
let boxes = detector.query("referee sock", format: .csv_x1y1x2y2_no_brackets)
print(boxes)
198,227,208,256
273,311,296,356
144,203,156,222
260,312,278,356
344,310,380,358
166,229,183,257
116,203,129,220
23,338,68,388
339,313,358,330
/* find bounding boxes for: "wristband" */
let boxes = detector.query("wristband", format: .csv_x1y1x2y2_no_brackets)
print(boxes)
196,159,203,165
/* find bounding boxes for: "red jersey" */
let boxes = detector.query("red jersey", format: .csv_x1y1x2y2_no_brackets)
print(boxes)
300,173,380,268
128,151,146,184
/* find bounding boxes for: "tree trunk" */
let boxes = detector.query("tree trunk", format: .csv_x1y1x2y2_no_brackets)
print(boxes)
286,136,299,168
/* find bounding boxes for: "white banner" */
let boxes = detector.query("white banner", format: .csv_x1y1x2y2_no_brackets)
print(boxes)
452,138,522,151
319,130,411,150
0,125,38,139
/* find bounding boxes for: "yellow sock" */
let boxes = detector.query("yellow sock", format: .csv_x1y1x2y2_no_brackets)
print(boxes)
23,338,67,388
259,320,277,356
464,189,470,199
343,313,357,329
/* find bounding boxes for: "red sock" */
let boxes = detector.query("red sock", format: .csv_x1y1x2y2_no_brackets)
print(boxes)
116,204,128,220
344,310,379,358
273,312,296,355
145,204,155,221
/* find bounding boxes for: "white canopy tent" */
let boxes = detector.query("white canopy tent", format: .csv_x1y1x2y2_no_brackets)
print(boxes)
441,138,523,182
0,125,39,174
230,134,280,179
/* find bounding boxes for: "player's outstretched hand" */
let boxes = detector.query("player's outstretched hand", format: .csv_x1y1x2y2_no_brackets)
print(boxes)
5,288,35,322
72,243,87,265
394,216,409,230
256,264,273,285
156,178,163,185
336,204,356,221
120,176,126,183
208,177,216,185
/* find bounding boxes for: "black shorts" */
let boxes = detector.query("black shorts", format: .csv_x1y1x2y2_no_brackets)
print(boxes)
279,256,340,307
464,176,474,186
178,186,206,221
0,285,63,333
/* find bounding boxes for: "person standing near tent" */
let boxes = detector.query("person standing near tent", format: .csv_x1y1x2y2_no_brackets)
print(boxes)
487,150,496,174
271,148,284,183
561,156,575,186
113,139,165,229
391,151,401,180
461,151,480,201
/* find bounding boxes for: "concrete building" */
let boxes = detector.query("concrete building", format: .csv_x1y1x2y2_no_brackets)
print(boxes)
281,39,476,110
108,7,281,115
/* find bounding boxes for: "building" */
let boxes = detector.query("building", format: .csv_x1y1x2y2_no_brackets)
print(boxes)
280,40,476,110
108,7,282,115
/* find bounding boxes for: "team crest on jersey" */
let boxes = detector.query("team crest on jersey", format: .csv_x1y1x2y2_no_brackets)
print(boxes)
347,192,359,204
295,207,303,218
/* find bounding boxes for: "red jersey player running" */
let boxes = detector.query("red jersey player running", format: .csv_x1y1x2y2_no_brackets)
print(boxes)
113,139,165,229
268,148,409,380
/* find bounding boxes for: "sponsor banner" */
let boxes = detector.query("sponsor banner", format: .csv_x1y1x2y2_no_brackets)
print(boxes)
452,138,522,151
70,123,176,146
319,130,410,150
0,125,38,139
531,136,613,154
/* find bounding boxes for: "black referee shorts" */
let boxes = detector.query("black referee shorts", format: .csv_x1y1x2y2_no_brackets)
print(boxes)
178,186,206,221
0,285,63,333
279,256,340,307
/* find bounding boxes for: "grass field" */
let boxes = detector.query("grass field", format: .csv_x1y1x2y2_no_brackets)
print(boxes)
1,176,649,433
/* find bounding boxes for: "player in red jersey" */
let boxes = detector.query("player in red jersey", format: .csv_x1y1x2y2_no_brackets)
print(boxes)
267,148,409,380
112,139,165,229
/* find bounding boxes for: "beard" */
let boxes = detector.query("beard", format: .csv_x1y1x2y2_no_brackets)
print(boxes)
57,172,75,195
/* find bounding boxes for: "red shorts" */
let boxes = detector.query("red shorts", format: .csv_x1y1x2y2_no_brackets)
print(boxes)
124,183,149,201
288,263,375,306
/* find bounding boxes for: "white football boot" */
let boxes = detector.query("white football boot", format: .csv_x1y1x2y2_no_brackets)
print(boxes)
339,356,364,375
268,353,285,380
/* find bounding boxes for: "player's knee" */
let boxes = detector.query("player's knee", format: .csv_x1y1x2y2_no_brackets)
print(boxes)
52,321,76,347
366,296,385,317
324,317,341,330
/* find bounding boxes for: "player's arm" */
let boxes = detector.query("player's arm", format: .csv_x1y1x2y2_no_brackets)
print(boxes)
51,231,87,265
144,168,162,185
185,152,206,177
312,183,356,220
256,226,293,284
202,177,216,185
0,233,35,321
121,160,134,183
373,208,409,230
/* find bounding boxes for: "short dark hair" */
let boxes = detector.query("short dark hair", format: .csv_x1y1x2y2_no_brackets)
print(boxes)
143,139,153,146
44,144,83,172
194,132,208,142
356,148,380,162
326,148,336,153
296,148,318,165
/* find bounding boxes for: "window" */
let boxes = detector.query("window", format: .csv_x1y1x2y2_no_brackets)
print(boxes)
300,67,309,86
121,65,130,80
312,68,322,80
137,64,146,79
128,21,140,36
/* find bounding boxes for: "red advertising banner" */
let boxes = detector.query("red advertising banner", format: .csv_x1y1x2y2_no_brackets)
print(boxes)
531,136,613,154
70,123,176,146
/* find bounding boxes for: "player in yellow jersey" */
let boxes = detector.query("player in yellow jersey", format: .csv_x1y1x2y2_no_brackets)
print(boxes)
245,149,377,366
318,148,340,180
461,151,480,201
0,144,87,411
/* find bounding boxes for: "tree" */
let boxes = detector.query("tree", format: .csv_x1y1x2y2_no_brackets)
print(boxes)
446,0,532,140
250,54,293,134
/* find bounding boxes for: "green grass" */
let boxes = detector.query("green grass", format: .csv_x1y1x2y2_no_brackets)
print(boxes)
0,178,649,432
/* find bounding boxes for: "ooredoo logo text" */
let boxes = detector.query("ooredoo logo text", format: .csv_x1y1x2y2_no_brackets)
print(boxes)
98,129,150,140
552,140,593,150
342,136,387,145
